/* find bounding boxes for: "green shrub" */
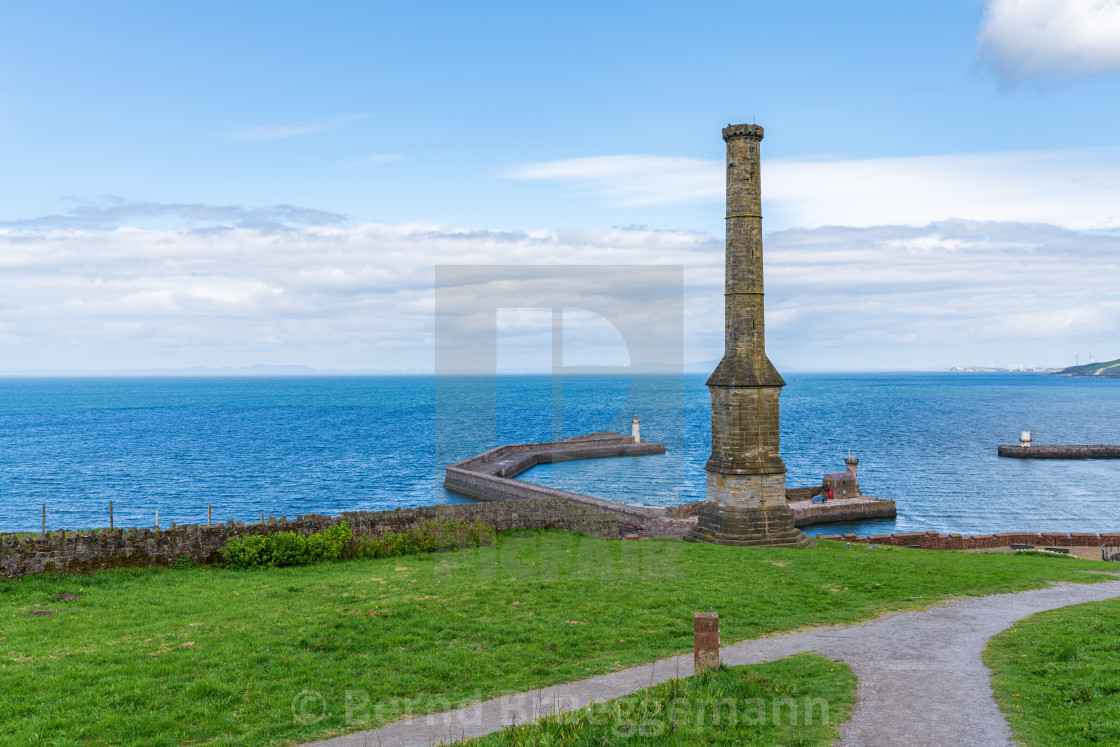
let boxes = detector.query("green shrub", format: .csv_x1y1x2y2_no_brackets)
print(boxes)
353,520,496,560
269,532,309,567
220,520,492,568
222,534,272,569
220,522,352,569
307,522,352,561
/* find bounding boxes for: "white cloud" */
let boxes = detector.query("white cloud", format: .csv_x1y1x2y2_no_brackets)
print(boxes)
221,113,369,142
361,154,405,164
0,219,716,371
765,148,1120,230
506,156,722,206
0,214,1117,372
508,148,1120,231
764,220,1120,369
340,153,407,168
979,0,1120,80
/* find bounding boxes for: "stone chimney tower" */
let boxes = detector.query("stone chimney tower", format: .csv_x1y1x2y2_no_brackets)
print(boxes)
687,123,808,548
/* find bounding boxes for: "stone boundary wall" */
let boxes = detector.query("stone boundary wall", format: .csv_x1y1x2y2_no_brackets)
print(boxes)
0,498,618,579
816,529,1120,551
791,499,896,527
998,445,1120,459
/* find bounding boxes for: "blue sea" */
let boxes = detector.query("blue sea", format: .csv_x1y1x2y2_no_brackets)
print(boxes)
1,373,1118,536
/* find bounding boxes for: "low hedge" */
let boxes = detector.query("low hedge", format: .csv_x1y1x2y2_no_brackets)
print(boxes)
220,519,496,569
353,519,496,559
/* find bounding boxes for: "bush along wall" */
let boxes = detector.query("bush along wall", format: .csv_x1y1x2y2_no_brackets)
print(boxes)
222,522,356,569
0,498,618,579
220,520,497,569
353,520,497,560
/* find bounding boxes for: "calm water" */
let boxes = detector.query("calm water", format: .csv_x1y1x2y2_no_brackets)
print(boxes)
1,373,1118,535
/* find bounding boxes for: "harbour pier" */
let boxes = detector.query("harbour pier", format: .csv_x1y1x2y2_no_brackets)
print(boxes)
998,445,1120,459
444,432,897,537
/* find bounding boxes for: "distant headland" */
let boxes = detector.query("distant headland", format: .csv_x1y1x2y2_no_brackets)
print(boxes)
1052,357,1120,379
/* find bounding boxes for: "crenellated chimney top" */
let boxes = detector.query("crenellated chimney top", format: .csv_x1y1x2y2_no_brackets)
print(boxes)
722,124,764,141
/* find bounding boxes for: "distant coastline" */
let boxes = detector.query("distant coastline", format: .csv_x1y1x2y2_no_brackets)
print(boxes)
948,365,1057,373
1051,357,1120,379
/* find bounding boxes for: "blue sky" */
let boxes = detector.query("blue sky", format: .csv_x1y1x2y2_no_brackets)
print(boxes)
2,1,1119,371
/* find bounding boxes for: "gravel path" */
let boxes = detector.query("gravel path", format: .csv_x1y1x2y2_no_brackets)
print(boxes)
308,575,1120,746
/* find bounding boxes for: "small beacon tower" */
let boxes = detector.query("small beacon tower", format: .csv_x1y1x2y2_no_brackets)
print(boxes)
845,455,859,481
687,123,809,548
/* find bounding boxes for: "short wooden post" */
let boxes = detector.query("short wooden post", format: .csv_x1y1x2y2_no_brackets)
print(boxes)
155,508,159,530
261,512,264,525
208,505,212,527
109,500,114,529
694,611,719,673
42,503,46,535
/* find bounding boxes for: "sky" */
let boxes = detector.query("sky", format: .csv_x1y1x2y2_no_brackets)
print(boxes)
1,0,1119,372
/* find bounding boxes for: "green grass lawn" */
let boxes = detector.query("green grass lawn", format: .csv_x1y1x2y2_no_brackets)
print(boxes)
0,530,1112,746
458,654,858,746
985,595,1120,746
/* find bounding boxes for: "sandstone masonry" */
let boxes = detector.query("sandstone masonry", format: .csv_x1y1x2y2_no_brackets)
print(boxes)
998,445,1120,459
687,122,808,548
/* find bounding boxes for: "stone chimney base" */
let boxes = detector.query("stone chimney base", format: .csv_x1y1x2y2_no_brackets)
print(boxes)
684,502,810,547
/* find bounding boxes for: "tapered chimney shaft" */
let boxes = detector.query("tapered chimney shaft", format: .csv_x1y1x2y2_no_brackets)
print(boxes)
687,123,807,548
716,124,782,386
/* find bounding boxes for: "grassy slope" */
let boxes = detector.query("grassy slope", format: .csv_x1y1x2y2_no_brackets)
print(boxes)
0,531,1112,746
459,654,858,747
1057,358,1120,377
985,596,1120,746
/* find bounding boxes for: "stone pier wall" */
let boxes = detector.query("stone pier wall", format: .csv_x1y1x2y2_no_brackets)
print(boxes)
0,498,618,579
445,466,688,538
785,486,824,502
998,445,1120,459
816,529,1120,550
790,498,896,526
444,433,688,538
